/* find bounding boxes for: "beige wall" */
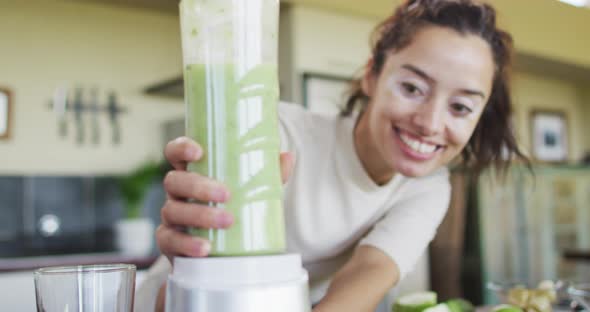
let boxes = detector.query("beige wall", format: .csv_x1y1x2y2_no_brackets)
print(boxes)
0,0,184,175
285,0,590,69
581,87,590,153
512,72,588,162
286,6,376,105
491,0,590,69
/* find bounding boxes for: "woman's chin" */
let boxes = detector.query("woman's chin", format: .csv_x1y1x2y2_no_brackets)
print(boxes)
392,160,436,178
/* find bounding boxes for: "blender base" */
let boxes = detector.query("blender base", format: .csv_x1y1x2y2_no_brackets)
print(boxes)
165,254,311,312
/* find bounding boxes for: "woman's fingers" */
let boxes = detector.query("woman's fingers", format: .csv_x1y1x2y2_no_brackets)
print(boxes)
161,199,234,229
165,137,202,170
156,225,211,258
163,171,230,202
280,152,295,184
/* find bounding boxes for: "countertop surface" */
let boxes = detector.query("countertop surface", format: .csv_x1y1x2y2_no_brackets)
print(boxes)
0,252,159,272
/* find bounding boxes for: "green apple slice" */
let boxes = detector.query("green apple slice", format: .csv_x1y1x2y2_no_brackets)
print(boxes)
393,292,437,312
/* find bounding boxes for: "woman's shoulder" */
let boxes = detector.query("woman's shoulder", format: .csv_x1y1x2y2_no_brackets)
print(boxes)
278,102,347,147
278,102,340,128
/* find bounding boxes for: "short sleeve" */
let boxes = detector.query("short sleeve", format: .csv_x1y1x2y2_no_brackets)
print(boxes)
359,168,451,281
134,256,171,312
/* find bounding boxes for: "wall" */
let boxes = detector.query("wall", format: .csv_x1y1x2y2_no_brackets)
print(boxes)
512,72,587,162
0,0,184,175
285,0,590,69
491,0,590,69
582,88,590,152
283,5,376,104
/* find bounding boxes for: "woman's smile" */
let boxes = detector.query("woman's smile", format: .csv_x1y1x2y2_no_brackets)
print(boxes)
392,126,443,161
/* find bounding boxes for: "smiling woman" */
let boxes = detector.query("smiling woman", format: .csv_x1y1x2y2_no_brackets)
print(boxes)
0,88,11,140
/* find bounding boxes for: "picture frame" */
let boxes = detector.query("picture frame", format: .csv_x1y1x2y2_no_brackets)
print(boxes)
0,87,11,140
530,110,568,163
302,72,352,117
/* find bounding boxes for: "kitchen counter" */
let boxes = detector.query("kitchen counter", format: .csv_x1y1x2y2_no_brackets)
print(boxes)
0,252,159,272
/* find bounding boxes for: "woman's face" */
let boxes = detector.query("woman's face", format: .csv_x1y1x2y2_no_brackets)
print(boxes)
362,25,495,178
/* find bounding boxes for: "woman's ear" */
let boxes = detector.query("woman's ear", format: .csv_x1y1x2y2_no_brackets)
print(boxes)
361,58,376,98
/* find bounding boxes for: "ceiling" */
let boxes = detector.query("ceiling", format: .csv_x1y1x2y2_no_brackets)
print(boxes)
74,0,399,18
76,0,590,16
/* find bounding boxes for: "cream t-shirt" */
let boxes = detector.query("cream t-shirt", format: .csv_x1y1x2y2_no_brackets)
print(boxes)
134,102,451,311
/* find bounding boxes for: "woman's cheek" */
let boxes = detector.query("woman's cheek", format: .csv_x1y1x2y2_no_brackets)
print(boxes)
450,121,477,147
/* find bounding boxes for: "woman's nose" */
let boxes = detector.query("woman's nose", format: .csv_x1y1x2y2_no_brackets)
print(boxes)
411,102,444,136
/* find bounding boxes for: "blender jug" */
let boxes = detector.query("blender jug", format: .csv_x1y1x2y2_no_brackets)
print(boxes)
168,1,311,311
181,0,285,257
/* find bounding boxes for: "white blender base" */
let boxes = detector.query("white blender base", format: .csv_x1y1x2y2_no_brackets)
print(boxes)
165,254,311,312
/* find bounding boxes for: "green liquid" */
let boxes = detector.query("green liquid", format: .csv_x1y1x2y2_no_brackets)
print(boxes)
184,63,286,256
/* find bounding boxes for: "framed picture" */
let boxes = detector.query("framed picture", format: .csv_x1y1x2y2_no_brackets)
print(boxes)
530,110,568,162
302,72,352,117
0,87,11,140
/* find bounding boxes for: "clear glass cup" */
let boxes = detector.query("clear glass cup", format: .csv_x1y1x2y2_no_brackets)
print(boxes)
34,264,136,312
179,0,285,256
568,282,590,311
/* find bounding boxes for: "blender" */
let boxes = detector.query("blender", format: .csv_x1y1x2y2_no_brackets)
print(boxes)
165,0,311,311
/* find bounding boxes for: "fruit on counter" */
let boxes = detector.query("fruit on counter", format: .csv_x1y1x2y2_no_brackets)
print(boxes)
507,287,530,308
492,304,524,312
527,290,553,312
393,291,437,312
536,281,557,303
506,280,557,312
392,292,476,312
446,298,475,312
424,303,452,312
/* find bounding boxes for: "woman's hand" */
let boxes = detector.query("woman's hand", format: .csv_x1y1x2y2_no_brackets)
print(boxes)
156,136,294,263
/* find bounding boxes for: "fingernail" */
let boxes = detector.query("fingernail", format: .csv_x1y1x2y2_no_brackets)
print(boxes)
211,188,229,202
215,212,233,228
185,147,201,160
197,240,210,256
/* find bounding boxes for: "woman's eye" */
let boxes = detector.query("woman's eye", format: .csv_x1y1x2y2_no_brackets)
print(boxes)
401,82,423,97
451,103,473,116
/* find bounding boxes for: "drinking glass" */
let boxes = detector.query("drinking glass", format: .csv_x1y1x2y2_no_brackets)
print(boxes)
34,264,135,312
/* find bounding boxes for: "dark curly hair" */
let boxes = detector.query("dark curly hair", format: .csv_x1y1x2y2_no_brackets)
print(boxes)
342,0,529,177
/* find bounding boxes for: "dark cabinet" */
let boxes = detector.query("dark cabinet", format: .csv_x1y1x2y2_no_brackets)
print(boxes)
0,175,143,257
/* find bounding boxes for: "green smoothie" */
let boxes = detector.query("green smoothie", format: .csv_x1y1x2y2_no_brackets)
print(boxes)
184,63,286,256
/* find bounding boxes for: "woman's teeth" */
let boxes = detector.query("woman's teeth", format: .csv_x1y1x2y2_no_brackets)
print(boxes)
399,132,437,154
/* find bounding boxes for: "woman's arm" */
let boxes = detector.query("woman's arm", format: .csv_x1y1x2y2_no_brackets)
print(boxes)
313,245,400,312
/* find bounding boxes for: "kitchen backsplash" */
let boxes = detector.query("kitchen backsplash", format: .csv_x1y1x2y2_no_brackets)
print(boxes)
0,175,165,257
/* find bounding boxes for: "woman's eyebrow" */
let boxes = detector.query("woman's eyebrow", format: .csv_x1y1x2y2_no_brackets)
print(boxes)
401,64,435,83
459,89,486,99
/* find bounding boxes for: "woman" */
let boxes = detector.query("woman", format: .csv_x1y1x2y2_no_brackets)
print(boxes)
136,0,527,311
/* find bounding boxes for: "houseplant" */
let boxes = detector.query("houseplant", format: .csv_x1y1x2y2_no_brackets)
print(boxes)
115,161,166,256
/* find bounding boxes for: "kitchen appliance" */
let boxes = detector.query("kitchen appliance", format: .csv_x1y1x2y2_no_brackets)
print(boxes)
166,255,310,312
166,0,311,311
